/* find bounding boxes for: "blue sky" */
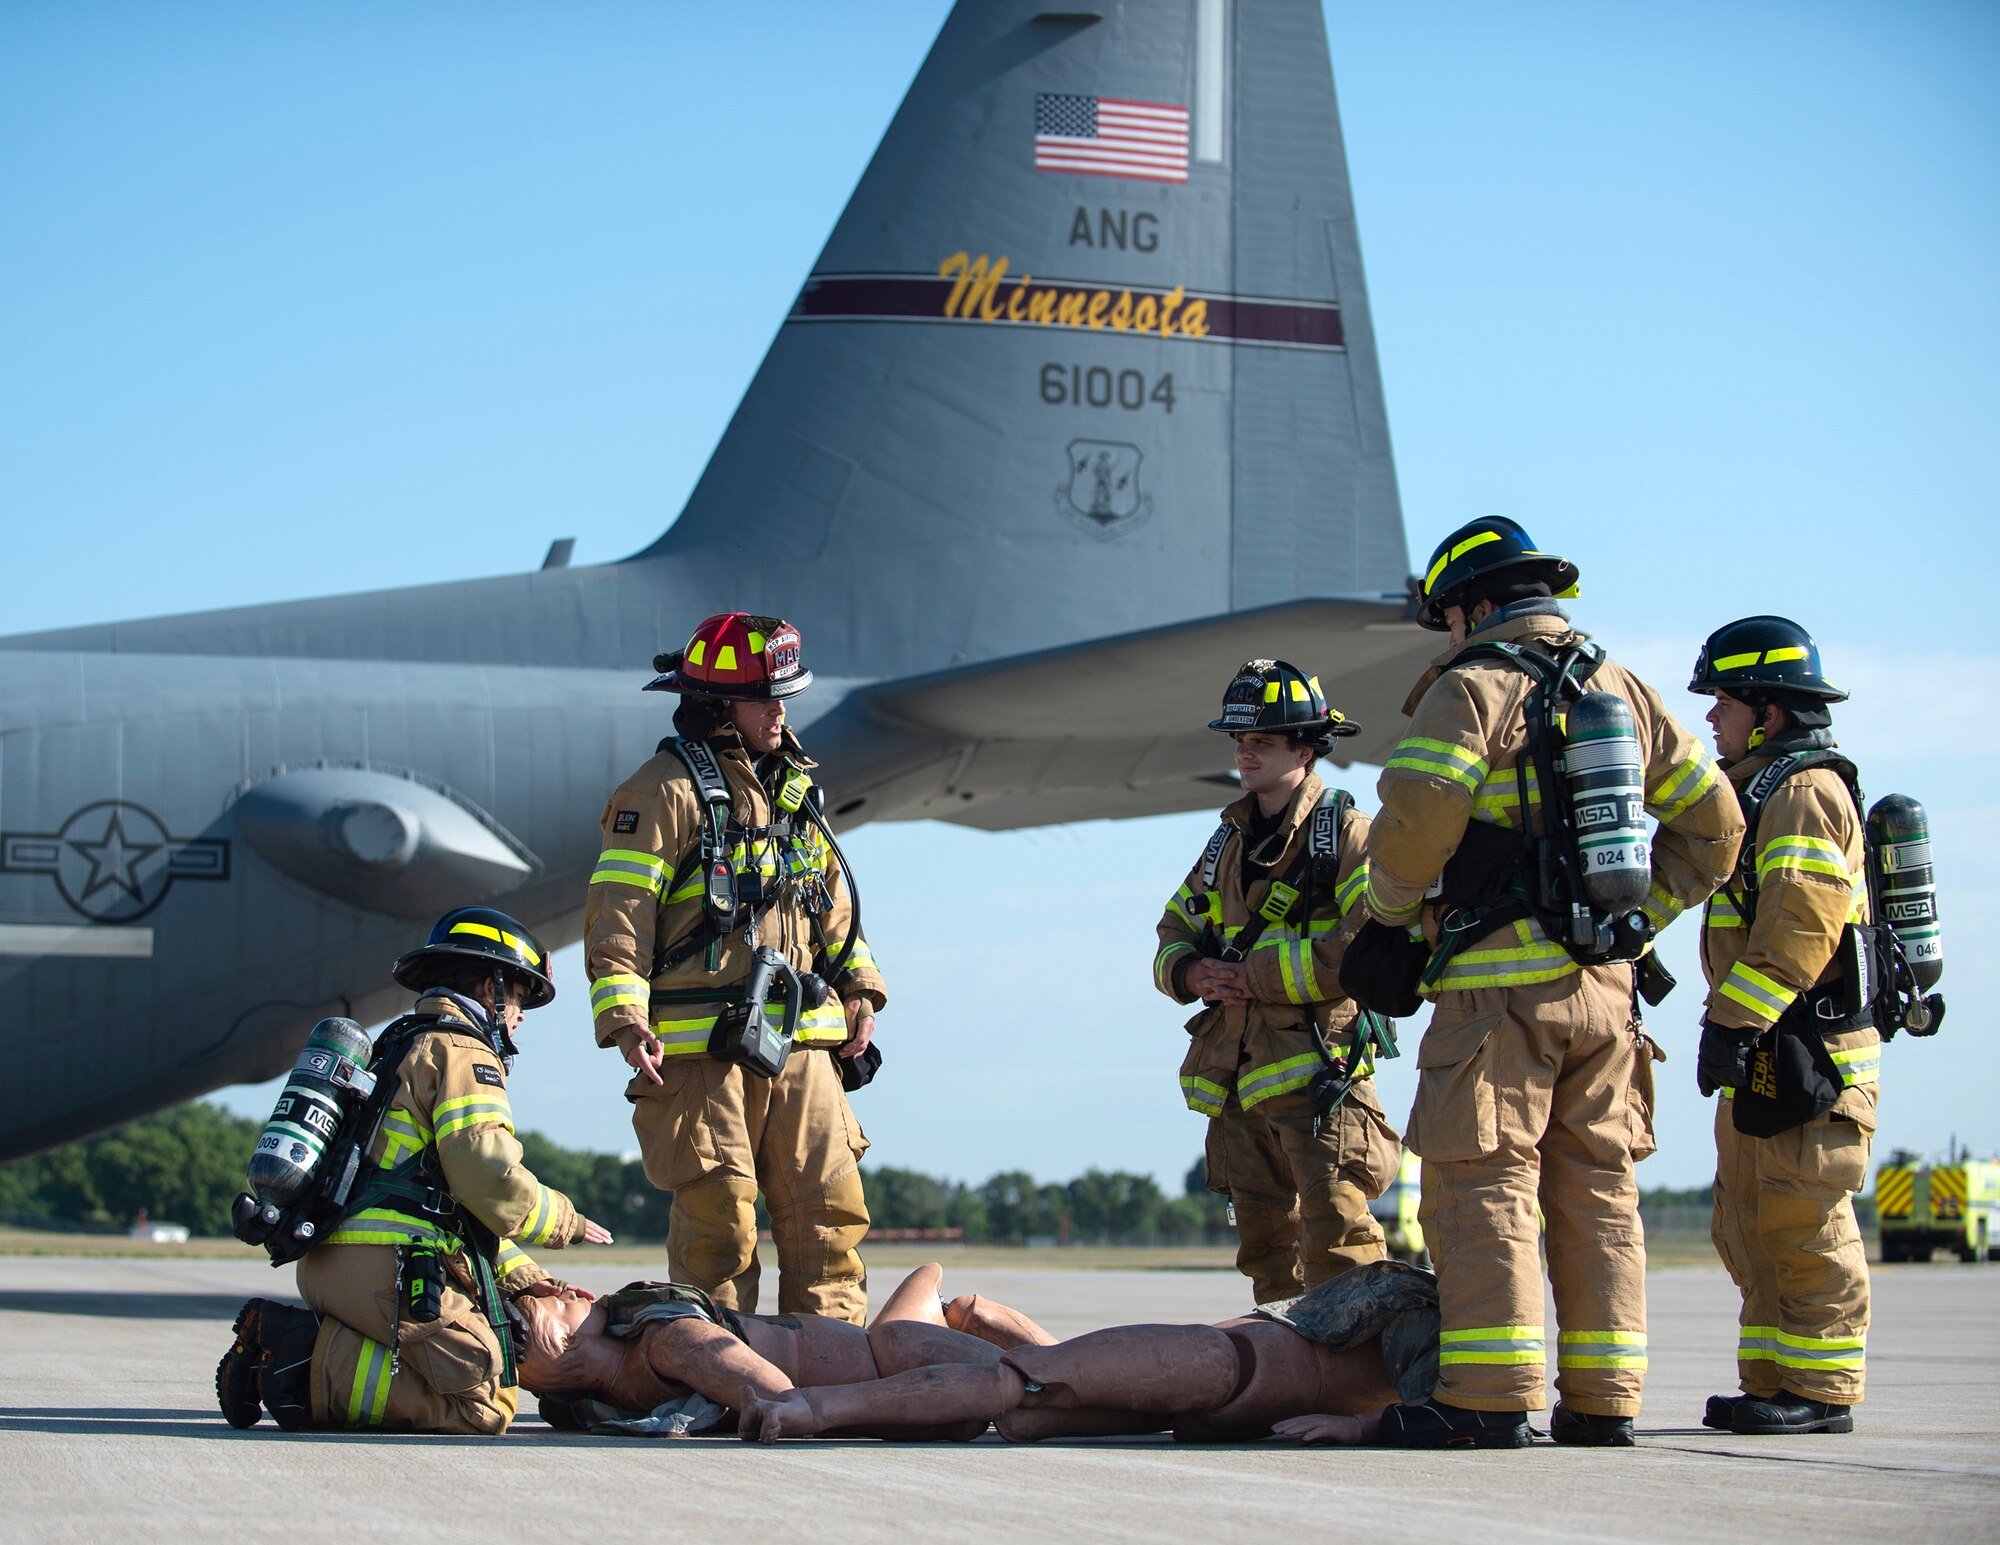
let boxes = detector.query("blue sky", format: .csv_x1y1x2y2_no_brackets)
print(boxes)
4,2,1995,1190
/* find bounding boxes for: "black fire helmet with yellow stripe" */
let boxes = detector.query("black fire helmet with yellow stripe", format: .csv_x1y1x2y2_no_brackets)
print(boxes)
1209,660,1359,752
393,906,557,1009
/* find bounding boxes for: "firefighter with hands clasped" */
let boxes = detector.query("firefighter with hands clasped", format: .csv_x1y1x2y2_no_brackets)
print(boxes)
1154,660,1404,1304
585,612,887,1325
1341,518,1744,1449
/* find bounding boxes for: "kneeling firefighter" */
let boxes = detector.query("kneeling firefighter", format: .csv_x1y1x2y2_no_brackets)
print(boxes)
1152,661,1405,1303
216,907,611,1433
584,612,888,1324
1689,616,1944,1436
1342,518,1745,1449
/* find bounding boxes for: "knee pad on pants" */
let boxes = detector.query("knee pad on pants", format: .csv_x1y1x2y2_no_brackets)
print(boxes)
669,1176,760,1291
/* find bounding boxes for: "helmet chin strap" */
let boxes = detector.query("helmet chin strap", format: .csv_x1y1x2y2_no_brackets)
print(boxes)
487,965,520,1068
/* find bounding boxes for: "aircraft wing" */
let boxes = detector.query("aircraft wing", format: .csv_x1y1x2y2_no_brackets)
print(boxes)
824,598,1435,831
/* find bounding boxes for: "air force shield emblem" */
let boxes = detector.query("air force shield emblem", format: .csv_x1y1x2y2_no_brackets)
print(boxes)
1055,439,1153,540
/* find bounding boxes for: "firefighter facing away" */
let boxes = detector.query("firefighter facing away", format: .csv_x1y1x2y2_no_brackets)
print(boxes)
584,612,887,1324
1342,517,1744,1449
1688,616,1878,1436
216,907,611,1433
1154,661,1404,1303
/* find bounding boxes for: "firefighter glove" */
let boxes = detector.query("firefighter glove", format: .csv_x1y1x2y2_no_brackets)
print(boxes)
1696,1017,1758,1098
1338,919,1428,1019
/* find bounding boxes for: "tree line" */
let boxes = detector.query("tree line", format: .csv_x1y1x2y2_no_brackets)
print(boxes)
0,1100,1753,1244
0,1100,1230,1244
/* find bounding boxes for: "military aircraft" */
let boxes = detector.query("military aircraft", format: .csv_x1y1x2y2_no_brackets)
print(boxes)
0,0,1425,1159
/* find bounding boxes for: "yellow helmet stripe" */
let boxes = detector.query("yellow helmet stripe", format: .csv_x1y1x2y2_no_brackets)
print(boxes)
1424,529,1503,594
448,920,541,966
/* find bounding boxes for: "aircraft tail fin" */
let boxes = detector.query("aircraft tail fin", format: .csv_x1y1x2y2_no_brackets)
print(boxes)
646,0,1408,682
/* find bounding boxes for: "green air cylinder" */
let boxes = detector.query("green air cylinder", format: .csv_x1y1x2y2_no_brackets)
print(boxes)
245,1017,374,1207
1869,794,1943,989
1564,691,1652,912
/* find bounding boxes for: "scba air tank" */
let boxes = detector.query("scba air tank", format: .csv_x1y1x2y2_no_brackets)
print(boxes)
1869,794,1943,989
1563,691,1652,912
245,1018,375,1207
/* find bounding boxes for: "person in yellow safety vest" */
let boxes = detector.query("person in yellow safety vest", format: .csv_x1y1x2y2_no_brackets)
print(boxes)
1153,660,1404,1304
215,907,612,1433
1688,616,1878,1436
1342,517,1744,1449
584,612,888,1325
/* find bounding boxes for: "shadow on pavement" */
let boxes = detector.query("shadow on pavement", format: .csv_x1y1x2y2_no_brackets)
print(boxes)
0,1291,281,1321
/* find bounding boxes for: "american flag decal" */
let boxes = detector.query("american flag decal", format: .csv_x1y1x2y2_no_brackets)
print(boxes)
1034,94,1190,184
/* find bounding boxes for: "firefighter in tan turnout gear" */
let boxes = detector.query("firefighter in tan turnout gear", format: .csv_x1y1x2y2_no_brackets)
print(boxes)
585,612,887,1325
1154,661,1403,1304
216,907,611,1434
1342,518,1744,1449
1689,617,1879,1436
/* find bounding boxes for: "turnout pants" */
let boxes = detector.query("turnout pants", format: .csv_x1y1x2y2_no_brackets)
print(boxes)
296,1242,515,1435
1205,1077,1401,1304
1407,967,1660,1417
1711,1081,1875,1405
633,1046,871,1323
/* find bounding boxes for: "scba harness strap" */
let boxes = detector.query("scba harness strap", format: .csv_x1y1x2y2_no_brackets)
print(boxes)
1194,787,1353,947
654,736,824,975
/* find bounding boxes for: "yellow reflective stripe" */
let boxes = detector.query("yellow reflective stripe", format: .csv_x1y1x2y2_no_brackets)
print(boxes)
1471,764,1540,824
1757,835,1853,883
1704,893,1746,929
433,1092,514,1141
663,869,704,904
1557,1330,1648,1369
843,936,879,975
1238,1052,1324,1109
1364,877,1424,927
1717,961,1797,1023
1425,528,1502,592
590,972,651,1015
1335,865,1369,916
378,1108,430,1170
1640,880,1683,930
794,999,853,1045
496,1239,535,1279
346,1335,393,1427
1155,940,1197,994
1711,650,1762,672
324,1208,456,1249
1180,1075,1228,1116
1431,917,1577,992
1293,935,1322,1002
1647,753,1719,823
1771,1329,1865,1370
1830,1044,1880,1086
590,848,669,893
651,1015,718,1054
1167,884,1207,928
1737,1325,1780,1360
1385,737,1489,793
448,920,542,966
1438,1324,1545,1365
517,1184,558,1246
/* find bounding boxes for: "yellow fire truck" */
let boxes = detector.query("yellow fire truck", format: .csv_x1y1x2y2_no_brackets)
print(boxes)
1876,1148,2000,1263
1370,1150,1427,1264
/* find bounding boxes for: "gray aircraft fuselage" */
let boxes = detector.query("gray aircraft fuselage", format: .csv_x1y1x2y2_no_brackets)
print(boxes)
0,0,1425,1159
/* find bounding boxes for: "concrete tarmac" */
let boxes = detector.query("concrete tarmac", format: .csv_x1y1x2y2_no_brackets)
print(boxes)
1,1255,1994,1544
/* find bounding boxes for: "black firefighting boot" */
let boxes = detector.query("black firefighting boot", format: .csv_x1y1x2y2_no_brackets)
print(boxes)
1703,1393,1751,1430
1549,1403,1634,1447
215,1299,274,1428
1379,1397,1532,1450
1730,1391,1854,1435
257,1303,323,1432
